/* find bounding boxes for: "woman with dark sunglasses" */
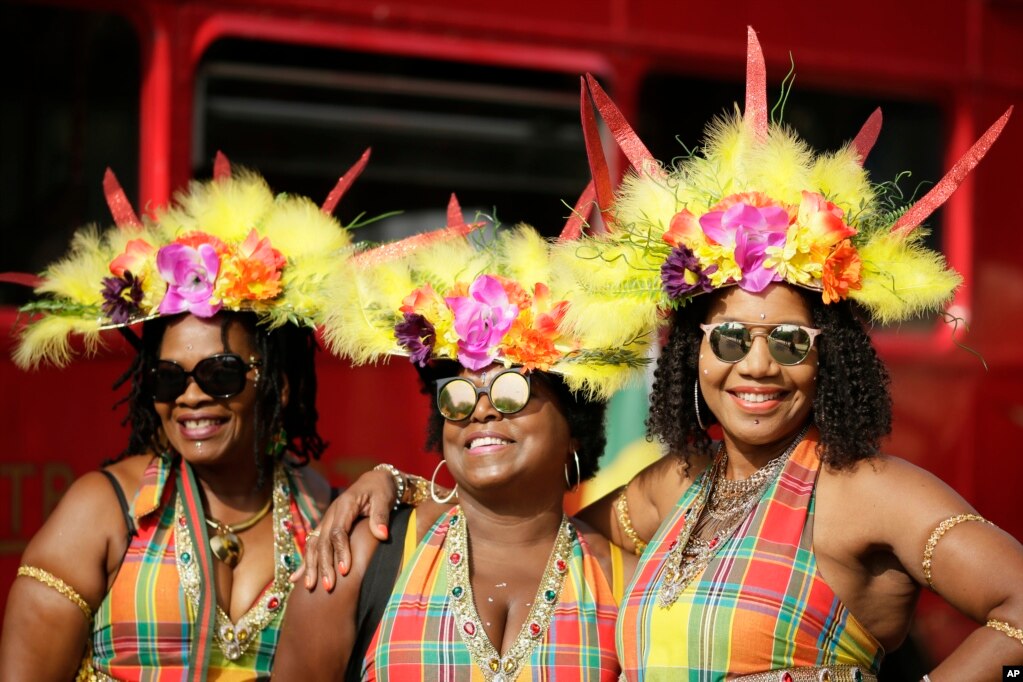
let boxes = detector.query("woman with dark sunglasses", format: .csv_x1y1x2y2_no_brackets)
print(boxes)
0,155,368,681
274,226,643,681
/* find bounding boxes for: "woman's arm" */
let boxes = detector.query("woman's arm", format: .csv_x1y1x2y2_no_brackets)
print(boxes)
576,453,706,555
0,470,131,680
274,520,381,680
294,465,442,591
835,457,1023,680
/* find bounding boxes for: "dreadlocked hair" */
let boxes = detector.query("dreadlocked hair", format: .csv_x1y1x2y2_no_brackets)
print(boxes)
414,361,608,487
648,286,892,469
111,313,326,481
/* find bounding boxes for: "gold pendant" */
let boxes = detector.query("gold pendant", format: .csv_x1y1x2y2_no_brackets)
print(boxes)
210,530,244,568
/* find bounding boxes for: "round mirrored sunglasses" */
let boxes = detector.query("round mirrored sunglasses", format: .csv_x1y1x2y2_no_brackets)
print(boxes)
700,321,822,366
435,369,531,421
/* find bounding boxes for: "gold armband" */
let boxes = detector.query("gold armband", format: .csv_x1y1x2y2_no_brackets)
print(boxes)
922,513,993,590
17,565,92,620
986,619,1023,648
615,487,648,556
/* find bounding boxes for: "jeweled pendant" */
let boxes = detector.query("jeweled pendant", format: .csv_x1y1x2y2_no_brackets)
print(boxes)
210,530,243,567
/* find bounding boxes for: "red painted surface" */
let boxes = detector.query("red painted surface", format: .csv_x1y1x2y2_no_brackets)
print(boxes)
3,0,1022,663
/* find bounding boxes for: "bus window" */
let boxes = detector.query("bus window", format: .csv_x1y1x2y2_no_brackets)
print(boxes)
0,3,139,306
193,41,589,241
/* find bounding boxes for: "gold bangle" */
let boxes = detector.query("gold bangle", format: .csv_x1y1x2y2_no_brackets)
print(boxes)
17,565,92,620
986,619,1023,648
615,487,648,556
922,513,992,590
405,475,430,507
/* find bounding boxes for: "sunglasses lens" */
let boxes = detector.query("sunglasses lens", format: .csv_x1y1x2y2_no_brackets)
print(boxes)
194,355,249,397
437,378,478,421
489,371,530,414
152,362,187,402
709,322,751,363
767,325,813,365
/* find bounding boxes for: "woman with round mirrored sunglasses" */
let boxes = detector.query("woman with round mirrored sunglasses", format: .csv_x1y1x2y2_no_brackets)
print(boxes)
699,321,822,366
435,368,531,420
150,353,261,402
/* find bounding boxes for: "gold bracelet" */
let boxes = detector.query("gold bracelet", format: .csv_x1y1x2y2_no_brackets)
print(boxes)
921,513,992,590
986,619,1023,648
615,487,648,556
17,565,92,620
404,475,430,507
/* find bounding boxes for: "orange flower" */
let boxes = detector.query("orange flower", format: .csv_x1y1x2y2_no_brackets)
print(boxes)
821,239,862,304
664,209,702,247
217,230,286,304
797,191,856,249
175,231,229,255
109,239,155,277
710,191,784,212
494,276,531,310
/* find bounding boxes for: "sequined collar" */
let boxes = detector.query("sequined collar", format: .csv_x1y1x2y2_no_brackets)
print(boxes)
445,507,575,682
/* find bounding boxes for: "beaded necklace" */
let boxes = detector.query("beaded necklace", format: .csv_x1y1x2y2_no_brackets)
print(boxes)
446,507,575,682
174,464,298,660
658,423,810,608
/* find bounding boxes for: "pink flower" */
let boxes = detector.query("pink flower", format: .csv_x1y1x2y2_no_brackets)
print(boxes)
109,239,155,278
445,275,519,370
797,191,856,248
700,197,791,292
156,243,222,317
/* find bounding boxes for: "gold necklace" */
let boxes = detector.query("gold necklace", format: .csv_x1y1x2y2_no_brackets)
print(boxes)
205,495,273,568
657,423,810,608
446,508,574,682
175,464,298,660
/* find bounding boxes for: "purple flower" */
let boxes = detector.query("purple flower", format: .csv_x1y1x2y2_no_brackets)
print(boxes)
700,202,789,292
101,271,144,324
661,245,717,300
156,243,221,317
395,312,436,366
445,275,519,370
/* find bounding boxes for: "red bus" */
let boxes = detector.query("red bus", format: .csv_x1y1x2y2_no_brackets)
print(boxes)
2,0,1021,671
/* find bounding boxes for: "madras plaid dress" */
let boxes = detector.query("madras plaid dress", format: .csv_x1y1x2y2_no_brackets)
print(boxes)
616,429,883,681
88,455,322,681
361,507,622,681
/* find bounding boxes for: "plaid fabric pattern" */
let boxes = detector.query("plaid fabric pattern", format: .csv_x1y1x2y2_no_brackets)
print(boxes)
89,455,321,681
362,508,620,681
616,429,884,681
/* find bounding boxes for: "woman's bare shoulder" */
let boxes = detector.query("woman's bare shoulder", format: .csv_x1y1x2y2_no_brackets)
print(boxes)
634,448,712,512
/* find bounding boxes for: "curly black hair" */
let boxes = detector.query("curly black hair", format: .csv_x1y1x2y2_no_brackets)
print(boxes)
647,287,891,469
414,361,607,486
111,312,326,480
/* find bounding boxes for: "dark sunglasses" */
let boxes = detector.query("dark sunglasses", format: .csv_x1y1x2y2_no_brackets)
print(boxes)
150,353,261,402
435,369,531,421
700,321,822,366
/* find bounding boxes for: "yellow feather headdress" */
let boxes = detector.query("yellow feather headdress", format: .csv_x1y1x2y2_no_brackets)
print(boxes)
321,193,653,402
11,151,371,368
570,28,1011,339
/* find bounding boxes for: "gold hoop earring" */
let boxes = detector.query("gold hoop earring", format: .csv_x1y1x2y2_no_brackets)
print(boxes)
564,450,581,491
430,459,458,504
